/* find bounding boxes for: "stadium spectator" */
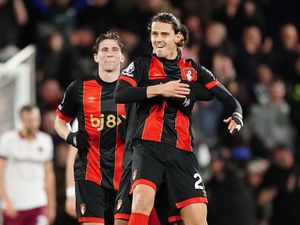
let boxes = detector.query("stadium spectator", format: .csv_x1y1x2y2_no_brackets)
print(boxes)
0,105,56,225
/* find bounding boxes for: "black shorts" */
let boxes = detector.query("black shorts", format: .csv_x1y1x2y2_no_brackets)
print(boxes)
114,150,181,224
75,180,117,225
131,139,208,209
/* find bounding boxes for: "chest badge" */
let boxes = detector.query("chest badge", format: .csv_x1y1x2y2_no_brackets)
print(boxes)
183,68,195,81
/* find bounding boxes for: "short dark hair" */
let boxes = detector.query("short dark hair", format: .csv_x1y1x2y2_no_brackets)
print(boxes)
92,31,125,54
148,12,189,47
19,105,38,116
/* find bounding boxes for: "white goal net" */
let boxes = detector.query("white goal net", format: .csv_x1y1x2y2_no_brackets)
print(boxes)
0,46,36,134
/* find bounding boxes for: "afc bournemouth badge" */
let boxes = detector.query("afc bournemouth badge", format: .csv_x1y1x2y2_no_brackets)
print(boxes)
80,203,86,215
183,68,195,81
132,169,138,181
116,199,123,211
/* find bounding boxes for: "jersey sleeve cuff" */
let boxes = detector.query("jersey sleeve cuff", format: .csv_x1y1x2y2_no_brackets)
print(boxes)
119,75,138,87
56,109,75,122
205,80,219,89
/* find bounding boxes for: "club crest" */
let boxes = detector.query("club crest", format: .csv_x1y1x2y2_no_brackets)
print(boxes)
183,68,195,81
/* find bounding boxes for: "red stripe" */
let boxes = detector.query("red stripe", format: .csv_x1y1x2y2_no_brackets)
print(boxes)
119,75,137,87
176,197,208,209
148,56,167,80
175,110,192,151
149,208,161,225
55,109,74,121
130,179,157,194
78,217,104,223
168,215,182,223
114,213,130,220
205,80,219,89
177,59,197,81
114,104,126,190
142,101,166,142
84,80,102,184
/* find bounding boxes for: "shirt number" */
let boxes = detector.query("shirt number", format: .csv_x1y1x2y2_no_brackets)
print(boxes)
194,173,204,190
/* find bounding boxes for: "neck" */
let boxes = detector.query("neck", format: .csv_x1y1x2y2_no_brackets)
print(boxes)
98,68,119,83
20,129,36,140
165,51,178,60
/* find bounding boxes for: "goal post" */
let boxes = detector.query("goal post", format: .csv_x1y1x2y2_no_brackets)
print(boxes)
0,45,36,133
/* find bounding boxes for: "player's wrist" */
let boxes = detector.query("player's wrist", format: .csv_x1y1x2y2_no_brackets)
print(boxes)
66,132,77,147
147,85,162,98
232,112,243,126
66,186,75,198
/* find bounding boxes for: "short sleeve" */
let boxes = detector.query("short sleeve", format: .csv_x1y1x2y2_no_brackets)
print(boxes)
118,58,146,87
56,80,80,121
0,132,10,158
196,64,220,90
44,134,54,161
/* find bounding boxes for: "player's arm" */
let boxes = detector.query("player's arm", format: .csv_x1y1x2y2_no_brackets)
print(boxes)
44,160,56,224
115,79,190,103
197,65,243,134
13,0,28,25
166,81,214,115
54,80,88,150
54,116,70,141
65,146,77,218
0,157,17,219
54,116,88,150
0,135,17,218
115,59,190,103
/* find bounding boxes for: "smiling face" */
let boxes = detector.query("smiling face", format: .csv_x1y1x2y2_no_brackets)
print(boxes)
94,39,124,73
150,22,181,60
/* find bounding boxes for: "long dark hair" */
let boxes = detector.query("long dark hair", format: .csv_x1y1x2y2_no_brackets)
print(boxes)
148,12,189,47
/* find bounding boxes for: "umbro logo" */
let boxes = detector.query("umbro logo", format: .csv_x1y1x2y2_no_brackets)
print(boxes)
87,96,96,103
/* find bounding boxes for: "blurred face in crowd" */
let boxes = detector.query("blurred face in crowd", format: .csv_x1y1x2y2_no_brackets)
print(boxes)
243,26,262,53
269,81,286,103
274,149,294,169
151,22,181,59
20,107,41,135
281,24,298,50
257,64,273,85
205,22,227,47
212,52,235,82
94,39,124,73
0,0,7,6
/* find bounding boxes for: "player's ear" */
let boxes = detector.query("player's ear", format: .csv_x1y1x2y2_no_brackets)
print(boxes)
93,53,99,63
175,32,181,44
120,53,125,63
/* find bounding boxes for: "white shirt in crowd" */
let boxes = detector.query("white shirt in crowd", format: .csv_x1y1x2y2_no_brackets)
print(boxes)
0,130,53,210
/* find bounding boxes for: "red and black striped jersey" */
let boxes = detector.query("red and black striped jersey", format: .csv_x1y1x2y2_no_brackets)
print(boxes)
56,75,126,190
116,54,242,152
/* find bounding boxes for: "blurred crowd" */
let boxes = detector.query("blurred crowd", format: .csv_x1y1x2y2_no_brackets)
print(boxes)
0,0,299,225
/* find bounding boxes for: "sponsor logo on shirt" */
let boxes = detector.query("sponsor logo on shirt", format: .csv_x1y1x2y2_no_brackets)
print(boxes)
90,114,126,131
